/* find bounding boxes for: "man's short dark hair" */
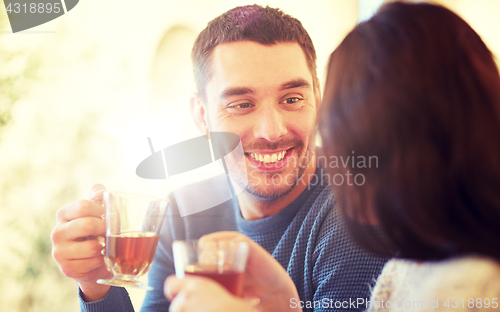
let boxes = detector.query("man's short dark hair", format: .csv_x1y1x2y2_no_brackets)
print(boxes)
192,5,317,100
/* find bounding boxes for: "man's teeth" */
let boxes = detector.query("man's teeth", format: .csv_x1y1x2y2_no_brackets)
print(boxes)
250,151,286,163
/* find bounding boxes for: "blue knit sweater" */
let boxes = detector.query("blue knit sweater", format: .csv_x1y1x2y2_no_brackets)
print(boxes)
79,168,387,312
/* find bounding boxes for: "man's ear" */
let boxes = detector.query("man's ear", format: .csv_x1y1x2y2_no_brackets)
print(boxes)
312,78,322,151
314,77,322,111
189,92,209,136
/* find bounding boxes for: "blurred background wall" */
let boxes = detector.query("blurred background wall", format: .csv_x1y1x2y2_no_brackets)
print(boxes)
0,0,498,311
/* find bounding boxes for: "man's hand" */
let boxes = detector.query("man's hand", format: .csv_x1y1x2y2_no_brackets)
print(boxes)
50,184,112,302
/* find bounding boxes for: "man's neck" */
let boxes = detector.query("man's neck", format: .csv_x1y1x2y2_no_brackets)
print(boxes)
238,153,317,220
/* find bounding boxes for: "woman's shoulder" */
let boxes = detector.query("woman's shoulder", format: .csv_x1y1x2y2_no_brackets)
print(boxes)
368,256,500,311
427,255,500,279
417,256,500,297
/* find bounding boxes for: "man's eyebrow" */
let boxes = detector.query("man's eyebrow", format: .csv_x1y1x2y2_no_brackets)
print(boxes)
219,87,254,100
218,79,310,101
280,78,311,91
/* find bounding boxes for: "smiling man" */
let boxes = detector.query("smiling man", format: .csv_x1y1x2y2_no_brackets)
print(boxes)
51,5,387,312
194,40,319,219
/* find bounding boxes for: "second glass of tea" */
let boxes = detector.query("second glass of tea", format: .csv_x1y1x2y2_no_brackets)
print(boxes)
172,239,249,296
97,191,169,290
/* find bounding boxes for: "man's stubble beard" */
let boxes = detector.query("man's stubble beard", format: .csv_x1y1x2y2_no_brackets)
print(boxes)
235,144,312,201
205,116,313,202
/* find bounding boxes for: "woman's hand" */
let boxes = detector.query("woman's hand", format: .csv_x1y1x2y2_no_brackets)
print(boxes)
165,231,302,312
165,274,253,312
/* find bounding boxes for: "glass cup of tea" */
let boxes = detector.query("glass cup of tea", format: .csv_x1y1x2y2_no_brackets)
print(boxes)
172,239,249,296
97,191,169,290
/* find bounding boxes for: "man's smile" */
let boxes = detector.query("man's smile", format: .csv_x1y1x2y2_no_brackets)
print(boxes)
244,148,294,171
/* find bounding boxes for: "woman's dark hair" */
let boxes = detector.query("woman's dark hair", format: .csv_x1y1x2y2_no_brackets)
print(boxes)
319,2,500,261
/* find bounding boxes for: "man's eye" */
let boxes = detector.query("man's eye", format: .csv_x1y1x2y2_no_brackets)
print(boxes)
234,103,251,109
282,97,301,104
226,102,254,114
228,102,253,109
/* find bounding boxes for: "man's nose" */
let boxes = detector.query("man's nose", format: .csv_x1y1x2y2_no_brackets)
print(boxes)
252,105,287,142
